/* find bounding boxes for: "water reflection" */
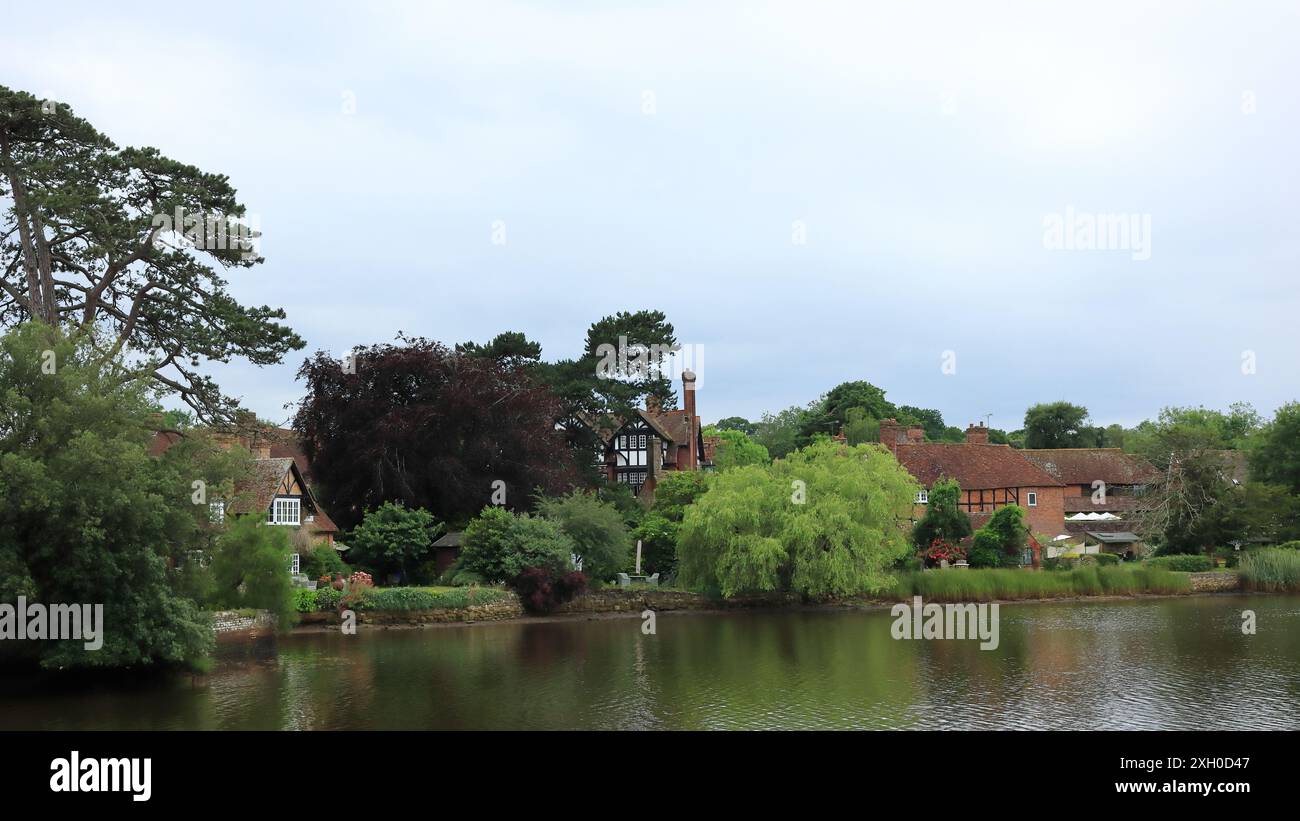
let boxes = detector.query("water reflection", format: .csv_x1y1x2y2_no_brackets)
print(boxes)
1,596,1297,730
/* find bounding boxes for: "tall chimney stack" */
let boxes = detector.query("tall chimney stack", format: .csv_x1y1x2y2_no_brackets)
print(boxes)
682,370,697,468
965,422,989,445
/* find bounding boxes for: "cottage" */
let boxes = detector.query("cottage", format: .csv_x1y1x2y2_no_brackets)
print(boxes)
879,420,1066,540
1020,448,1158,550
149,426,340,573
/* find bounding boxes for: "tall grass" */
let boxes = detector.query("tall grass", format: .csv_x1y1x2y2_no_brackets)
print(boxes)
1239,549,1300,592
892,566,1189,602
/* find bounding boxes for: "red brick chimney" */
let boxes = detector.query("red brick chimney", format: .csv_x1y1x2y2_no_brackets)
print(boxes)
879,418,906,452
682,370,697,468
965,422,989,445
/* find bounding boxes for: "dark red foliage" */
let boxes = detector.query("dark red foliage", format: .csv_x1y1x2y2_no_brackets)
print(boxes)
510,566,588,614
294,338,581,529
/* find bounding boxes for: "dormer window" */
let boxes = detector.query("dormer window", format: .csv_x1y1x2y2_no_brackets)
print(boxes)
269,497,301,525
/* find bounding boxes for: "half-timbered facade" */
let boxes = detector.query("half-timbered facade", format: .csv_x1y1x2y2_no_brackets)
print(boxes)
591,370,713,501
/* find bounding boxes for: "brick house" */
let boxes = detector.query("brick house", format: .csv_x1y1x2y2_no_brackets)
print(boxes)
878,420,1067,549
1020,448,1158,554
586,370,715,501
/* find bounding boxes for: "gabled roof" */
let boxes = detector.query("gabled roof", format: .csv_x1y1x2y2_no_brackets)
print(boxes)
893,443,1063,490
432,531,464,548
236,457,338,534
1020,448,1159,486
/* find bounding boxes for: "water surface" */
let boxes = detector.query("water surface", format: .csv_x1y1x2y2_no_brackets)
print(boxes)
2,595,1297,730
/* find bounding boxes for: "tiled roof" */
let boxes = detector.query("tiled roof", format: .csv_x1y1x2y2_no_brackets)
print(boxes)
893,443,1063,490
1020,448,1159,486
148,430,184,456
147,428,337,534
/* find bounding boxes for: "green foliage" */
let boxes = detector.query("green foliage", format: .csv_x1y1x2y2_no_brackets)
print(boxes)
713,416,756,436
1143,554,1214,572
359,586,509,611
1023,402,1092,448
982,505,1028,561
348,502,443,582
967,530,1003,569
753,405,811,460
1238,548,1300,592
893,565,1189,601
631,471,712,577
301,543,349,580
0,323,216,669
293,588,318,613
458,506,574,583
1092,552,1120,566
536,489,631,581
677,439,918,598
0,86,304,422
209,517,295,624
1248,401,1300,493
704,427,771,470
912,479,972,548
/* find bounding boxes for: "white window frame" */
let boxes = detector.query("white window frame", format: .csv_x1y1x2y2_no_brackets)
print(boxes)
1026,491,1038,507
269,497,301,525
916,490,929,504
209,500,225,524
289,553,300,574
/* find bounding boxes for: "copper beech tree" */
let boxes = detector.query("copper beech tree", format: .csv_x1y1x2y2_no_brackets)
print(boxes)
294,338,582,530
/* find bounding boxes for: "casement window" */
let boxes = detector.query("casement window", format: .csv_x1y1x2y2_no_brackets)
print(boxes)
289,553,300,574
209,501,225,524
268,497,301,525
1026,492,1038,507
916,490,929,504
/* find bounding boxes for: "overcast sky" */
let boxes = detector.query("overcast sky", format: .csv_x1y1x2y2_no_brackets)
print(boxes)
5,1,1298,431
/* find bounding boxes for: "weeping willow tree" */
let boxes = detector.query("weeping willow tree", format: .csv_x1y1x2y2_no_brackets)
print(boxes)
677,439,918,598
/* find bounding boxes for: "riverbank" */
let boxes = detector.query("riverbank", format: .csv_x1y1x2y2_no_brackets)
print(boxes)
284,568,1257,632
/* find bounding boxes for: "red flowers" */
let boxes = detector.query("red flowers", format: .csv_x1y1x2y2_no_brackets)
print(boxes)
923,538,966,567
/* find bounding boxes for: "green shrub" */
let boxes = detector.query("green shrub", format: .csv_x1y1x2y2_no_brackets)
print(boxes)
1274,540,1300,550
1144,554,1213,572
967,530,1003,569
315,587,344,611
1092,552,1120,566
358,586,509,611
1239,548,1300,592
302,544,350,580
293,588,318,613
458,506,574,583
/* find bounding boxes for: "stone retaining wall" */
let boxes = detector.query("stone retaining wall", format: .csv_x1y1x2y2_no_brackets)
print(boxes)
211,609,277,637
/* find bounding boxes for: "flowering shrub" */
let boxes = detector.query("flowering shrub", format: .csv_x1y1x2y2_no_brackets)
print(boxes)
923,538,965,567
347,571,374,589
